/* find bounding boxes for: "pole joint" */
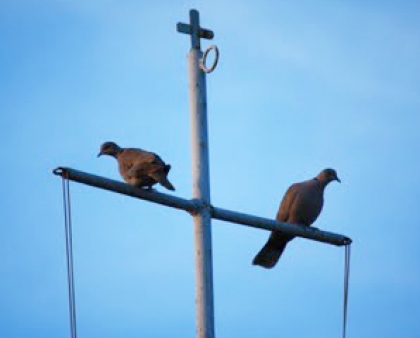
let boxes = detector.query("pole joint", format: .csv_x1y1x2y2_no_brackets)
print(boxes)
190,198,212,216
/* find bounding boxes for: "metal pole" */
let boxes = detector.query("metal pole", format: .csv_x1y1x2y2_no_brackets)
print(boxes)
187,15,215,338
211,206,352,245
52,167,198,213
52,167,352,246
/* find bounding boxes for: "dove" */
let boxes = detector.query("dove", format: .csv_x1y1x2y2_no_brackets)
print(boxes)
252,168,340,269
98,141,175,191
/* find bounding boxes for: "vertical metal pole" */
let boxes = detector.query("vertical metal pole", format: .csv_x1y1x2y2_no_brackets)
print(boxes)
187,13,215,338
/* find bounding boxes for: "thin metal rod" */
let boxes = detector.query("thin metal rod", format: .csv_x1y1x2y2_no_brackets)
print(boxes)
52,167,352,246
188,37,215,338
342,244,351,338
61,176,78,338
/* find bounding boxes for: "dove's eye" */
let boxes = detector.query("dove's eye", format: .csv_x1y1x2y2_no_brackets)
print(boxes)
103,144,113,152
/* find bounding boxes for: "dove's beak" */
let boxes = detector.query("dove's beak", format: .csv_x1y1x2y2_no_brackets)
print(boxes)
97,152,103,158
336,177,341,183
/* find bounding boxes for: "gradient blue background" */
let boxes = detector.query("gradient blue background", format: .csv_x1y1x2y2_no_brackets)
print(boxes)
1,1,419,337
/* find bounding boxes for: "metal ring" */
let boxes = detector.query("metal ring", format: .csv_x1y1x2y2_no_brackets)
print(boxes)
200,45,219,73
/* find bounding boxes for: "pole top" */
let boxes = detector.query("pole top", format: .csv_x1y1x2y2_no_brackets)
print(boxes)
177,9,214,49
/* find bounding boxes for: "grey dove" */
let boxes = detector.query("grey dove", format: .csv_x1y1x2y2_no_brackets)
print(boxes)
253,168,340,269
98,141,175,191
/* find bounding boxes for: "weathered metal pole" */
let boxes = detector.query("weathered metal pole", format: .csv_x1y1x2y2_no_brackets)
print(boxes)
52,167,352,246
189,47,215,338
178,9,215,338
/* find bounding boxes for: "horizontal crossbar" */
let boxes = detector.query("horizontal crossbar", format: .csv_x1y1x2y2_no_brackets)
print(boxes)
177,23,214,40
53,167,351,246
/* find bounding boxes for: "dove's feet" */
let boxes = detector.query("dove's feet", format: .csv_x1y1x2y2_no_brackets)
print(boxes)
139,186,157,192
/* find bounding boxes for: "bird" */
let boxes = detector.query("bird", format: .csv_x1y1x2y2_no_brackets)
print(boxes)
97,141,175,191
252,168,340,269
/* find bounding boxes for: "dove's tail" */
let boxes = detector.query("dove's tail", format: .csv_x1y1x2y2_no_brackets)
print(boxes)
158,165,175,191
160,177,175,191
150,164,175,191
252,233,291,269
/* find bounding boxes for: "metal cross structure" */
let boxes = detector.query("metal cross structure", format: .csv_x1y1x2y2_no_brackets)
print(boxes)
54,9,351,338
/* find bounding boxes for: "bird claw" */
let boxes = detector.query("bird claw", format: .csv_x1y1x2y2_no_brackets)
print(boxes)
140,186,157,193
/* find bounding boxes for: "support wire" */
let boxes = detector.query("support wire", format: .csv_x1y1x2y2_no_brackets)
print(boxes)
342,244,351,338
61,175,78,338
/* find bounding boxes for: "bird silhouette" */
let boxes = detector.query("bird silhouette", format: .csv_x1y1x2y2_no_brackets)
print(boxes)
253,168,340,268
98,141,175,191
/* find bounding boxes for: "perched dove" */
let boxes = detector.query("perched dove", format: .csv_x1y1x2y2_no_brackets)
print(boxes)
98,141,175,191
253,168,340,269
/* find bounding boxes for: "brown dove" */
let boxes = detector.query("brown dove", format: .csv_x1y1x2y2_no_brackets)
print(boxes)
253,168,340,269
98,141,175,191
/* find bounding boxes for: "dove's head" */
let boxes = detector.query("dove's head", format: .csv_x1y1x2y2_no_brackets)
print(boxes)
98,142,122,158
317,168,341,184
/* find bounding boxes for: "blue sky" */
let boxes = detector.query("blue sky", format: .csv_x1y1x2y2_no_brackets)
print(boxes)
1,0,420,337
